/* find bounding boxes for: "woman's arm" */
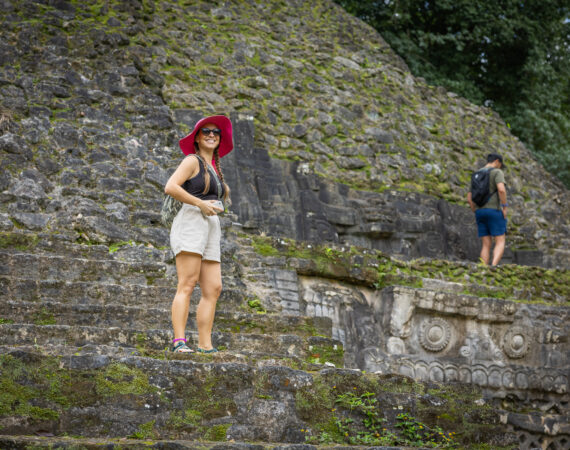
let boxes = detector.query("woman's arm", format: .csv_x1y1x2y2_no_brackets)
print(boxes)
164,156,219,216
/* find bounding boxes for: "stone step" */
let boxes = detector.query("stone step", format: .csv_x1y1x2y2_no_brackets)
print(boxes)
0,275,175,306
0,349,518,448
1,301,333,337
1,251,171,286
0,343,333,372
0,324,343,364
0,276,246,309
0,230,111,259
0,435,310,449
0,348,317,443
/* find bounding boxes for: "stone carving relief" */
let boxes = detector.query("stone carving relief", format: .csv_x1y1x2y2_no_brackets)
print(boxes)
299,276,363,346
388,289,414,339
517,431,570,450
386,336,406,355
366,287,567,401
298,279,568,407
459,331,505,365
502,326,531,359
361,348,568,395
418,317,451,352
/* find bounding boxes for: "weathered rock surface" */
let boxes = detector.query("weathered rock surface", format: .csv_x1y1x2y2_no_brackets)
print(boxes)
0,0,568,268
1,0,569,449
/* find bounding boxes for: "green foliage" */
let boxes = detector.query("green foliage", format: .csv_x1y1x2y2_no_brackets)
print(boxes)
305,390,457,447
307,343,344,367
336,0,570,187
395,412,456,447
336,391,384,431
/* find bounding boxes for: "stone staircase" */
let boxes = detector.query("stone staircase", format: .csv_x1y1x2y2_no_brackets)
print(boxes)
1,227,569,449
0,228,345,449
0,234,341,363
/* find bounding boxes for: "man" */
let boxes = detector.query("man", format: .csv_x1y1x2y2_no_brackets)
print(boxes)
467,153,508,266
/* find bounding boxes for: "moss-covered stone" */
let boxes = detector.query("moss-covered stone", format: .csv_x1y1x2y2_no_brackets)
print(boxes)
296,371,515,448
203,423,231,441
0,355,68,423
95,363,157,397
0,232,39,251
248,234,570,305
32,307,56,326
129,420,157,440
306,342,344,367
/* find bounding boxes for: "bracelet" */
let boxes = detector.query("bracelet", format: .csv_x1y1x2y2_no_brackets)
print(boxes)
501,204,508,207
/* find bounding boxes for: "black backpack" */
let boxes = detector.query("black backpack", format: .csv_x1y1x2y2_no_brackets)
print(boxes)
470,168,497,207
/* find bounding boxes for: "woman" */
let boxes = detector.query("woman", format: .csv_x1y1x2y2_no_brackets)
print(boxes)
164,115,233,353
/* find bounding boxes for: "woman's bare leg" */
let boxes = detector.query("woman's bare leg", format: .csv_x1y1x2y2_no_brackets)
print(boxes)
196,260,222,350
172,252,202,346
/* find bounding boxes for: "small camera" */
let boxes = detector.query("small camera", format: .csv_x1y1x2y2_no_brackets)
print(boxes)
212,200,224,213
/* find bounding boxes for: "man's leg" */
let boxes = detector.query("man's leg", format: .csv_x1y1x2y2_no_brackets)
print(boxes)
491,234,506,266
480,235,492,265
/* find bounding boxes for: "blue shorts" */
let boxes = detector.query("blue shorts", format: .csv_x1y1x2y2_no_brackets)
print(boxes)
475,209,507,237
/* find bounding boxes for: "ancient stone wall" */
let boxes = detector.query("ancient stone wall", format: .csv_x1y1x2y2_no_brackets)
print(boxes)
1,0,569,448
224,115,561,266
0,0,568,268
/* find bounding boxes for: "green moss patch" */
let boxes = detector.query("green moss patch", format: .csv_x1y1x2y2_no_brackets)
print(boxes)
0,354,69,423
129,420,157,440
32,307,56,325
165,373,239,440
0,232,39,251
247,234,569,305
95,363,157,397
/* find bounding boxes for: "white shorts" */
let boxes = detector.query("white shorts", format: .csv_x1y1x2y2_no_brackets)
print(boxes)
170,204,221,262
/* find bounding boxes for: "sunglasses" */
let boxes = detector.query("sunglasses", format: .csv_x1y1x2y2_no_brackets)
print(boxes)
200,128,221,136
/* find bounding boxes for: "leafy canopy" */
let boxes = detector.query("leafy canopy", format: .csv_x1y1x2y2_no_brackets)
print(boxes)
336,0,570,187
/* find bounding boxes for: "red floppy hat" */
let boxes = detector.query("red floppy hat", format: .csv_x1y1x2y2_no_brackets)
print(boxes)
179,115,234,158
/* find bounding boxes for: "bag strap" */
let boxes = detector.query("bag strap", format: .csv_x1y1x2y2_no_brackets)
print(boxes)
483,167,499,209
194,154,223,200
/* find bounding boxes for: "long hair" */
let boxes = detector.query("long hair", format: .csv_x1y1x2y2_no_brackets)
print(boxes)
213,148,231,205
194,143,231,205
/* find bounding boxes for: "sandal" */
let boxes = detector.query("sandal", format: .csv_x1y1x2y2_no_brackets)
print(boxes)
197,347,218,354
171,338,194,353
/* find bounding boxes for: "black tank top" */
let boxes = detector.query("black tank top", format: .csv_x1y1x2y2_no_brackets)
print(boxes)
182,155,224,201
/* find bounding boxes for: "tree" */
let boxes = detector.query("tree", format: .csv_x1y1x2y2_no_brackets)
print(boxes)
336,0,570,187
